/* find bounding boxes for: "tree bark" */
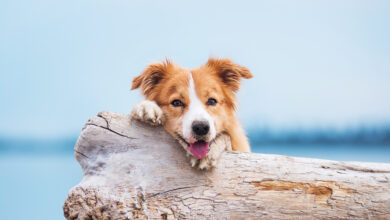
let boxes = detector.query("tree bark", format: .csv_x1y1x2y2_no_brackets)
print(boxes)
63,111,390,220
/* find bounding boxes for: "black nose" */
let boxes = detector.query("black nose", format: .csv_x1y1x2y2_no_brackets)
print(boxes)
192,121,210,136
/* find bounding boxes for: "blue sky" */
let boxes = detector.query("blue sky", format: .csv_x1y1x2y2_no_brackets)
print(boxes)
1,0,390,138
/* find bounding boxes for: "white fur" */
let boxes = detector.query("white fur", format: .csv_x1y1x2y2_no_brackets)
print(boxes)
130,75,227,170
130,100,165,126
130,99,228,170
182,73,216,142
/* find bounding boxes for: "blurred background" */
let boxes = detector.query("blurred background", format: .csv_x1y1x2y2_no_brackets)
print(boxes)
1,0,389,219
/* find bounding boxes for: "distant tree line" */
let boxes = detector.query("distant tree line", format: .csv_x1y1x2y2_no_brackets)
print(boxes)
248,125,390,145
1,125,390,155
0,137,76,154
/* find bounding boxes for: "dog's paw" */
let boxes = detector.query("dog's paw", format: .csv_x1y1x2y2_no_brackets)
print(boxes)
198,155,218,170
130,100,165,126
188,134,230,170
188,149,220,170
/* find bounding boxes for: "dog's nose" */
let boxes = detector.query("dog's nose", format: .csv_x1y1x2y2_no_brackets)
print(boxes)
192,121,210,136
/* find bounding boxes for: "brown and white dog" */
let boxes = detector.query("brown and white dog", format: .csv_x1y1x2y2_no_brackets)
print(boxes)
130,58,252,169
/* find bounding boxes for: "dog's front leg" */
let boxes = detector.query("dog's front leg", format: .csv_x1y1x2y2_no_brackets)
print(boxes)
130,100,165,126
228,119,251,152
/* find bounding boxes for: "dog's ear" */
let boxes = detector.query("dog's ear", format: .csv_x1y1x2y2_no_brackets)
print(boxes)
131,61,172,97
206,58,253,92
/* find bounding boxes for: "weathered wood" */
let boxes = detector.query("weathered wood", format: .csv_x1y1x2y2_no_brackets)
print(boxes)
63,111,390,220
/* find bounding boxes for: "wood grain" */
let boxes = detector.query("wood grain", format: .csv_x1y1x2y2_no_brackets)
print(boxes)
63,111,390,220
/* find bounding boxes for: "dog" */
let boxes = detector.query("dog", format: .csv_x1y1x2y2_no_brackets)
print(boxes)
130,58,252,169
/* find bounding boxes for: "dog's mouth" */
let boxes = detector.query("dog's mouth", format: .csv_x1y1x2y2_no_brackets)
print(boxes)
175,132,211,159
189,140,209,159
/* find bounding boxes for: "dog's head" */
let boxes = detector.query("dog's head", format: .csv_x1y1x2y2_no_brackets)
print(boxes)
131,58,252,159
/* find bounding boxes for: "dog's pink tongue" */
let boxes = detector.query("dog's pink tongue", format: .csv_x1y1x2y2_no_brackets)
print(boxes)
189,141,209,159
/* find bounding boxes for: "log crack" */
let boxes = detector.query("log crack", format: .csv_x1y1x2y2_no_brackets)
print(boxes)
74,149,89,159
85,123,137,140
148,185,205,199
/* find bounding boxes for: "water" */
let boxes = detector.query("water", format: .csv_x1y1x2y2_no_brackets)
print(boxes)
0,144,389,220
0,154,83,220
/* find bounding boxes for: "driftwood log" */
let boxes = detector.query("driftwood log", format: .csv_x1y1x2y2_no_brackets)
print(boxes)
63,111,390,219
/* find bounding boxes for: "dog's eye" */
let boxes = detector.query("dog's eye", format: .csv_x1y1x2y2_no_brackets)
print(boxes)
206,98,217,106
171,99,184,107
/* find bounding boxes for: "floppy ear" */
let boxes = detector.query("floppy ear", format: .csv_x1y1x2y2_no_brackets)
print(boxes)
131,61,171,97
206,58,253,92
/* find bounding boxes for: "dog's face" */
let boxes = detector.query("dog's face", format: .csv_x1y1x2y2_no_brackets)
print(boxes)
131,58,252,159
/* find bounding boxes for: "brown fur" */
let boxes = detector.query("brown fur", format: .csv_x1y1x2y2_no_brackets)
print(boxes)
131,58,253,152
